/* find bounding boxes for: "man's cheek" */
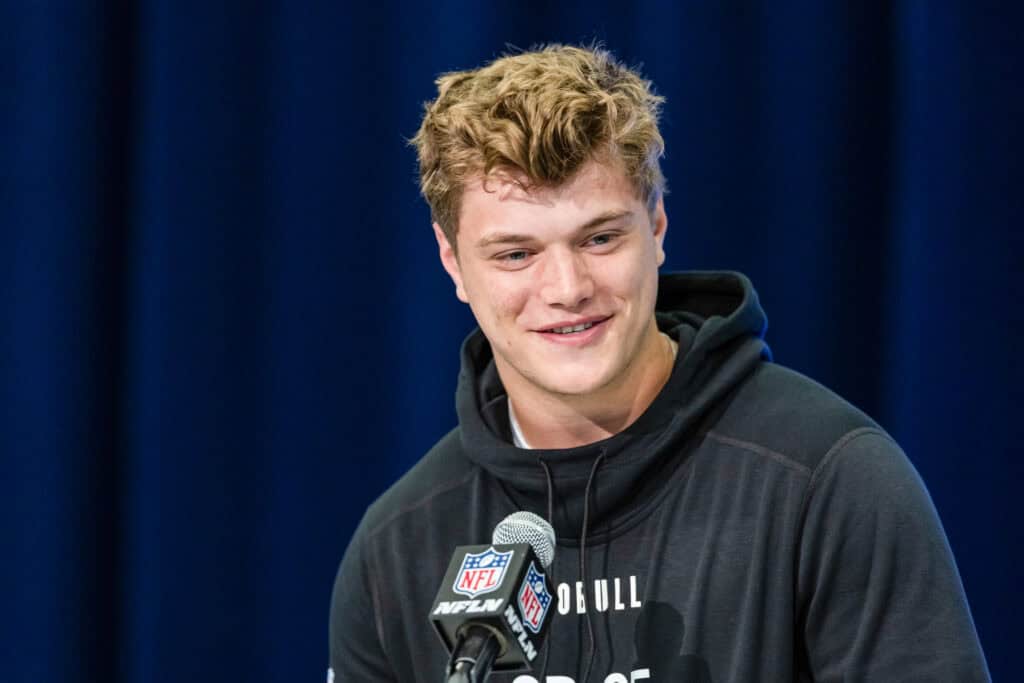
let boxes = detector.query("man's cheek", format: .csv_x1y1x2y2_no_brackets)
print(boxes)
495,289,529,321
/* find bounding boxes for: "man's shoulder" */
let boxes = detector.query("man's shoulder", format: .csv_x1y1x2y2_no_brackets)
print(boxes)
359,427,475,539
708,361,888,475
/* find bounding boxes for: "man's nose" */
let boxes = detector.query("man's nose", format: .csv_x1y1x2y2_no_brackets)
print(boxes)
539,249,594,308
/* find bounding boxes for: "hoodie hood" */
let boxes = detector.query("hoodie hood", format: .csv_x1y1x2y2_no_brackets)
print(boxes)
455,271,771,543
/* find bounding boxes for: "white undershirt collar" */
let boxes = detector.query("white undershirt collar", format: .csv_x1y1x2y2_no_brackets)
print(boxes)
508,399,532,449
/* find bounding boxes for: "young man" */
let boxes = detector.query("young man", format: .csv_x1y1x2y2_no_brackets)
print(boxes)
329,46,989,682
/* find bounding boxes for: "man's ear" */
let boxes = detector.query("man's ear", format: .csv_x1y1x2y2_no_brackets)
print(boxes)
651,197,668,267
433,222,469,303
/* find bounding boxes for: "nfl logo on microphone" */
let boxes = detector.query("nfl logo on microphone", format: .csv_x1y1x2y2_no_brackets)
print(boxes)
453,547,514,598
517,562,551,633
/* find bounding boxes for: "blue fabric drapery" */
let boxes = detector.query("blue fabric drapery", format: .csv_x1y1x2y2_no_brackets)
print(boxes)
2,2,1019,680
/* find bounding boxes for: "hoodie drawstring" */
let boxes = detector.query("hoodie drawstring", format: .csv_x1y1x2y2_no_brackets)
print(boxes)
538,458,556,681
579,450,606,683
540,458,555,527
537,450,607,683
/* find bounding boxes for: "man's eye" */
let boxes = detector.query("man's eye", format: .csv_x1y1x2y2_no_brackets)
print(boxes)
588,233,618,247
499,250,529,262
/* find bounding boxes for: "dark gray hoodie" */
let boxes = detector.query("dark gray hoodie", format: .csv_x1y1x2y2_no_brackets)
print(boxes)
329,271,989,682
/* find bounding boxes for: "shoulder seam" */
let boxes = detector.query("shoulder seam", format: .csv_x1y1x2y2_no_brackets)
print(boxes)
365,467,480,540
791,426,892,630
705,430,813,476
795,426,895,538
805,426,892,495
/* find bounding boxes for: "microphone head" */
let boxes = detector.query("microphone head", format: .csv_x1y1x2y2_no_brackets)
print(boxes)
492,511,556,569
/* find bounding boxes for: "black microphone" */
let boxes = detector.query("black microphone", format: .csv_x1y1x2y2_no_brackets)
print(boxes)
430,511,557,683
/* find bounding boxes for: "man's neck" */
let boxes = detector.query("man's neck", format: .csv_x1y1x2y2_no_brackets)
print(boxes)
503,326,678,450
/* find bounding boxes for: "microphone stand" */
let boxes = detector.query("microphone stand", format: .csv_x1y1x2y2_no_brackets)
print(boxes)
445,624,502,683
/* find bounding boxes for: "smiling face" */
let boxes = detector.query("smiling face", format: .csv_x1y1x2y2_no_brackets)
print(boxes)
434,160,668,408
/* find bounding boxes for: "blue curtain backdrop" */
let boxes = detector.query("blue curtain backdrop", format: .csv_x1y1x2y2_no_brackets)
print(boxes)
2,1,1020,681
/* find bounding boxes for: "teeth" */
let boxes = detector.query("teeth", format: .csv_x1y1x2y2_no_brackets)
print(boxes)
549,322,595,334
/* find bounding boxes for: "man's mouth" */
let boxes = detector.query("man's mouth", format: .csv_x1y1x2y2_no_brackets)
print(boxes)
538,316,610,335
546,322,597,334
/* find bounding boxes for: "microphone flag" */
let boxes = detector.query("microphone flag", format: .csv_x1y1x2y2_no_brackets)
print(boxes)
430,543,554,673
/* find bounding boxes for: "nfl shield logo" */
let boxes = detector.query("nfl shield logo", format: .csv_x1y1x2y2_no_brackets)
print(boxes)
517,561,552,633
453,547,514,598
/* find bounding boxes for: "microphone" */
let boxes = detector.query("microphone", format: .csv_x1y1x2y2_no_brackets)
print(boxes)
430,511,557,683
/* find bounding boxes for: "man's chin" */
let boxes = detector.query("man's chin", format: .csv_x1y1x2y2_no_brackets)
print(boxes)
533,372,611,399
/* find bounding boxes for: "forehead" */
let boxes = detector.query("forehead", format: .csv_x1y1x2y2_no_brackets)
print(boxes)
456,161,641,242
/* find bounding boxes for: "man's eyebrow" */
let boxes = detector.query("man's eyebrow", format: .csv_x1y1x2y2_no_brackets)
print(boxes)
575,209,634,233
474,210,634,250
475,232,536,249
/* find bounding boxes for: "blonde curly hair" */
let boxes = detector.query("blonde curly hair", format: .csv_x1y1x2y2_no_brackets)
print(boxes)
412,44,666,246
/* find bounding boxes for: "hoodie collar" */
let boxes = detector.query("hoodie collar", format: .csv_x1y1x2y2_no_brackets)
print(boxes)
455,271,771,543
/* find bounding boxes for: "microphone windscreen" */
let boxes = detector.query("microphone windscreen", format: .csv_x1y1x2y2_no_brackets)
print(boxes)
492,511,556,569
